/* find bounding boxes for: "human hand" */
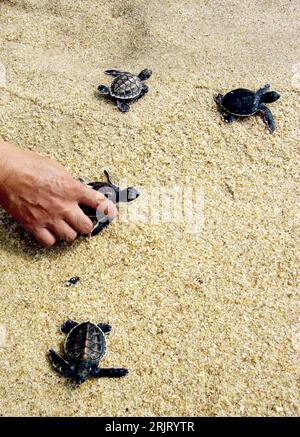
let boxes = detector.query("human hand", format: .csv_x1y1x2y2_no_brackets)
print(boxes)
0,140,118,247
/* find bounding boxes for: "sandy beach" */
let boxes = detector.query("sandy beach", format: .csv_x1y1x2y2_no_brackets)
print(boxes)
0,0,299,416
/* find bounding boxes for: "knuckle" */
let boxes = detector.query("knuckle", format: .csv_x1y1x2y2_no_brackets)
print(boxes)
61,206,73,219
77,181,87,197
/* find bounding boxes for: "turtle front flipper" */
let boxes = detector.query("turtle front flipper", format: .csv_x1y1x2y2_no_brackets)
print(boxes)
92,367,128,378
254,84,270,106
61,319,78,334
259,104,275,133
48,349,75,378
117,100,130,112
97,323,112,334
104,170,113,185
105,70,125,77
91,220,110,237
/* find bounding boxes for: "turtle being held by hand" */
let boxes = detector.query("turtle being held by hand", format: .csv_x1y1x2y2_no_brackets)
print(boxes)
79,170,139,237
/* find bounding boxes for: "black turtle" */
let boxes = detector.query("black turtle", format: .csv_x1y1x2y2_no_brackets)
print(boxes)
65,276,80,287
98,68,152,112
214,84,280,132
48,320,128,384
79,170,139,236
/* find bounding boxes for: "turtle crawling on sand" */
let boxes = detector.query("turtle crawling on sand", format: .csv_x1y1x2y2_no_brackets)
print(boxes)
214,84,280,132
98,68,152,112
79,170,139,236
48,320,128,384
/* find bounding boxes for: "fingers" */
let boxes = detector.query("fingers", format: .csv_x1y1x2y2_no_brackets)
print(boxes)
29,181,120,247
49,220,77,242
65,207,93,235
78,184,118,218
34,228,57,248
33,221,78,247
95,196,118,218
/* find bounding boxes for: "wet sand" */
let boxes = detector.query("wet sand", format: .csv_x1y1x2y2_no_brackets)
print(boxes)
0,0,299,416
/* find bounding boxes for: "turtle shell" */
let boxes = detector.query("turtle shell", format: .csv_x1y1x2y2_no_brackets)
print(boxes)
65,322,106,365
110,73,143,99
221,89,257,116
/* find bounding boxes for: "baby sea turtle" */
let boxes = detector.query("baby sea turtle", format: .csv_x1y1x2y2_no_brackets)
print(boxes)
214,84,280,132
48,320,128,384
98,68,152,112
65,276,80,287
79,170,139,236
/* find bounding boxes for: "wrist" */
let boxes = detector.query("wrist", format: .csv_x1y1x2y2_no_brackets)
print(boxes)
0,139,19,190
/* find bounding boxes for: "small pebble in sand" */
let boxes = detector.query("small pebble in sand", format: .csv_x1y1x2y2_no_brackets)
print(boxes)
65,276,80,287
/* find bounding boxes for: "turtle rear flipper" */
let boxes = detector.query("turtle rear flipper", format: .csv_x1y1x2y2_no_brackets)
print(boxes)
214,94,224,106
137,84,149,100
223,113,236,124
61,320,78,334
214,94,235,123
48,349,75,378
92,367,128,378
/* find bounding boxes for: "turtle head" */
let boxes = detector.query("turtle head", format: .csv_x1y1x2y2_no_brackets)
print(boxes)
261,91,280,104
127,187,140,202
75,362,92,385
138,69,152,81
118,187,140,203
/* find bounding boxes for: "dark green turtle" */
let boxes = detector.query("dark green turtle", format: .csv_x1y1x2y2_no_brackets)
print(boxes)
98,68,152,112
214,84,280,132
48,320,128,384
79,170,139,236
